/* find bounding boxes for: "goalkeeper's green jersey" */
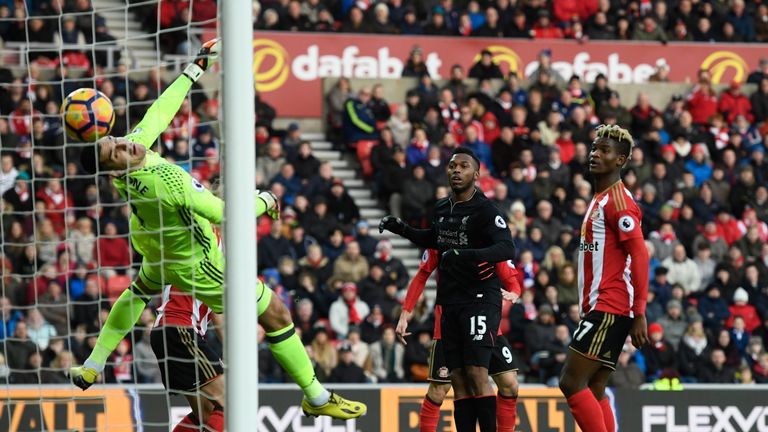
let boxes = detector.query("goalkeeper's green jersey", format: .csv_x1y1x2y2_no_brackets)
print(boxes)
114,76,266,268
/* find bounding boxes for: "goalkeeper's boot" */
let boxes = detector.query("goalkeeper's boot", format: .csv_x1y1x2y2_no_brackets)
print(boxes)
70,366,98,390
301,392,367,420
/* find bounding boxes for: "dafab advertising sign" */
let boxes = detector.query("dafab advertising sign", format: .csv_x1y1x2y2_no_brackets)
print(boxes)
237,31,761,117
380,387,580,432
161,386,577,431
614,387,768,432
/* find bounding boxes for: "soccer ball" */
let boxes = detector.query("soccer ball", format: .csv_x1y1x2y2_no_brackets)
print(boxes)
61,88,115,142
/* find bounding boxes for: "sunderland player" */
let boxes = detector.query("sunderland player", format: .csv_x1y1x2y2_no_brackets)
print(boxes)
380,147,515,432
396,249,521,432
558,125,650,432
152,284,225,432
69,39,365,420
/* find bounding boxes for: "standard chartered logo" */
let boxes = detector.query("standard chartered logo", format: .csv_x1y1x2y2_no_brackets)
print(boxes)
253,39,290,92
472,45,521,75
700,51,748,84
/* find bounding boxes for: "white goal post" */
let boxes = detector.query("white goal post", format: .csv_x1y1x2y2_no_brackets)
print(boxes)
221,0,259,430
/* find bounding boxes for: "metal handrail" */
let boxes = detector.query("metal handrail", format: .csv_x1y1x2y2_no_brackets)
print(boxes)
2,41,126,69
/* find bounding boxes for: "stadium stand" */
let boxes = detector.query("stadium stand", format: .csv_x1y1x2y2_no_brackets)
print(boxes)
0,0,766,391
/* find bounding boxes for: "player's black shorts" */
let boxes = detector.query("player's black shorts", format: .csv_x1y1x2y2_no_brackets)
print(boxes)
440,302,501,370
150,326,224,393
429,336,518,382
568,310,633,370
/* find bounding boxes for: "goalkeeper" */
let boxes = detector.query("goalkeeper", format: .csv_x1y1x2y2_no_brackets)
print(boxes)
71,39,366,420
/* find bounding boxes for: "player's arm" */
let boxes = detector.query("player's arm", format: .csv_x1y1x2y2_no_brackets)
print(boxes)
125,39,219,149
379,216,438,249
397,250,438,345
403,250,438,313
496,260,522,302
170,169,279,224
615,206,650,347
444,205,515,264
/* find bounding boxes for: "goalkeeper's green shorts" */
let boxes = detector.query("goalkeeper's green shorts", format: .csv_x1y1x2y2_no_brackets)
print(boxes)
138,251,272,315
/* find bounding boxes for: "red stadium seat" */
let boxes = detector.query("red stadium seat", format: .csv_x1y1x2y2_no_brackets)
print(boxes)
106,275,132,304
356,140,377,178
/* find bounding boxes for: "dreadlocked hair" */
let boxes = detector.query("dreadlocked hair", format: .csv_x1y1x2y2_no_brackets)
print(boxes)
595,124,633,160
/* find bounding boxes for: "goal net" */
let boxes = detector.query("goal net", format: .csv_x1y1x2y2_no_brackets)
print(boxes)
0,0,223,429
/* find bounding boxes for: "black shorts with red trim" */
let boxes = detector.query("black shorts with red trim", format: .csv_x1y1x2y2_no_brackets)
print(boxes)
429,335,517,382
150,326,223,393
568,310,633,370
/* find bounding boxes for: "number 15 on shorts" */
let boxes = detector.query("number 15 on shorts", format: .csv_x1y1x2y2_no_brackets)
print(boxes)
470,315,486,340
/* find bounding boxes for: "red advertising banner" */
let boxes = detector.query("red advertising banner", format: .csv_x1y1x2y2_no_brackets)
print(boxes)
247,31,763,118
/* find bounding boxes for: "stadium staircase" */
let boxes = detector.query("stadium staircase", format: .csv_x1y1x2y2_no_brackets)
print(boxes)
302,133,429,288
91,0,161,69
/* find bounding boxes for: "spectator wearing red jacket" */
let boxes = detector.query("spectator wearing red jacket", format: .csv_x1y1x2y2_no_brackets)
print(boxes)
448,106,483,145
96,222,131,278
715,210,743,246
35,178,73,236
470,97,500,145
532,10,564,39
629,92,661,136
687,79,719,125
9,99,40,138
552,0,598,24
726,287,761,332
718,80,754,124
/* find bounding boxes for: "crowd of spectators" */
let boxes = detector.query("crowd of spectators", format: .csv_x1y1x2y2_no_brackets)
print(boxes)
253,0,768,43
0,0,123,71
0,57,226,384
322,49,768,386
0,0,227,384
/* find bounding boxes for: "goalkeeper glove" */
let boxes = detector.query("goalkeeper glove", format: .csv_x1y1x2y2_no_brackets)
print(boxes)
378,215,406,235
183,38,220,82
257,190,280,220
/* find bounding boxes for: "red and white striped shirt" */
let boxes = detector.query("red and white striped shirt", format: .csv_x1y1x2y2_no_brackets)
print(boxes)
403,249,521,339
154,286,213,336
578,180,645,317
154,231,221,336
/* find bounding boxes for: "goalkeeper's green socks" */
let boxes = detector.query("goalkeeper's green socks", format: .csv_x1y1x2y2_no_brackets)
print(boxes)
266,323,330,406
85,287,148,372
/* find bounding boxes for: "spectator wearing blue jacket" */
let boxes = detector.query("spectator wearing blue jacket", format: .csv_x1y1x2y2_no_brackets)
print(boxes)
698,285,731,334
406,129,430,166
342,88,378,145
727,0,755,42
684,145,713,187
272,163,303,206
0,296,22,341
506,164,535,211
463,126,493,174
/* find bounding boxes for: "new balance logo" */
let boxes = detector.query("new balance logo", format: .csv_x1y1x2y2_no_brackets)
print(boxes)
473,335,484,341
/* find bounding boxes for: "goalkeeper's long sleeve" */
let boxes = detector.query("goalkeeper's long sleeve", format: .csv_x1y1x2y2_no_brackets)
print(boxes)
185,188,270,224
85,288,147,372
124,75,194,149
